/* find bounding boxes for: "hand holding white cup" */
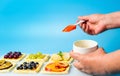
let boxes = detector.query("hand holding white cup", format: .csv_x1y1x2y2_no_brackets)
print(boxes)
73,40,98,54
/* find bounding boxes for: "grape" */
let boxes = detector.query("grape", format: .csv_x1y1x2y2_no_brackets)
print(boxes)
36,52,42,56
9,55,13,58
28,52,45,59
4,55,9,58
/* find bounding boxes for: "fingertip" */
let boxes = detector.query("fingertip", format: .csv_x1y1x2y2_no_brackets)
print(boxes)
73,61,83,70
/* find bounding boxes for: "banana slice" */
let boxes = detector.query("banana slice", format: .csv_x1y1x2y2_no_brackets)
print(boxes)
0,60,6,66
51,54,62,61
62,53,70,61
0,60,13,70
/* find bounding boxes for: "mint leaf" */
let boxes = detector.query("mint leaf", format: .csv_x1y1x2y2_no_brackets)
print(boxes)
57,51,62,57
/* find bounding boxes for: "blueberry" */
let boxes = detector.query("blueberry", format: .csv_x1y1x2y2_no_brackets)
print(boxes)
17,67,20,70
23,62,28,65
30,61,34,64
28,66,33,69
23,66,28,70
30,63,36,67
36,62,39,65
19,66,23,70
20,64,23,67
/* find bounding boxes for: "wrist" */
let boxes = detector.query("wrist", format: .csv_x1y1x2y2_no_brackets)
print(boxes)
105,12,120,29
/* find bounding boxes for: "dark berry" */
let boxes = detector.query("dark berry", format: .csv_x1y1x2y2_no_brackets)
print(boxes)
19,66,23,70
4,55,9,58
17,67,20,70
23,62,28,65
28,66,33,69
30,61,34,64
9,55,13,58
36,62,39,65
23,66,28,70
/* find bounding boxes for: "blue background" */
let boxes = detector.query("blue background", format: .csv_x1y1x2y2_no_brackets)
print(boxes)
0,0,120,75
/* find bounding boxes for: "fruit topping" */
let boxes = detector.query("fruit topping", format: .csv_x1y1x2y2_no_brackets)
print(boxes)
16,61,39,70
4,51,22,59
51,51,71,61
28,52,45,59
45,62,69,72
0,60,13,70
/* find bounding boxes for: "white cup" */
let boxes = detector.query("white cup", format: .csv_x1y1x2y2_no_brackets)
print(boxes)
73,40,98,54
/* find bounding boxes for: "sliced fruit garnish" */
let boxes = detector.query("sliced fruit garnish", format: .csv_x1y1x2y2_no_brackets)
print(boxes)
45,62,69,72
62,53,70,61
51,54,62,61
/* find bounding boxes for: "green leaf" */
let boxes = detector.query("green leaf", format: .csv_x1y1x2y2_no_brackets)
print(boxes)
57,51,63,57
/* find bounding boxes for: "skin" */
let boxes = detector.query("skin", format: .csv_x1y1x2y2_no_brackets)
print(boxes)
79,12,120,35
70,12,120,75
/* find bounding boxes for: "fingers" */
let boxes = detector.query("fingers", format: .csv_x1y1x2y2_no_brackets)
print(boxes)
79,22,95,35
70,51,84,61
74,61,93,74
78,16,89,21
73,61,84,70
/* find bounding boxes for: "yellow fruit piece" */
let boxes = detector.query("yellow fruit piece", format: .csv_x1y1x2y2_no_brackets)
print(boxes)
62,53,70,61
51,54,62,61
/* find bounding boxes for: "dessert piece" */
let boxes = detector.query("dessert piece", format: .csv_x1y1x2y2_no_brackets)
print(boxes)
3,51,25,62
49,51,73,63
25,52,50,62
0,60,16,73
14,61,43,73
41,61,70,74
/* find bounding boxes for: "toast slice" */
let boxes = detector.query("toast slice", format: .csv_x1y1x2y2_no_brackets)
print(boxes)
41,61,71,74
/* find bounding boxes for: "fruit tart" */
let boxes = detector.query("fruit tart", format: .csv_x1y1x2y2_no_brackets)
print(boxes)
3,51,25,62
14,61,43,73
49,51,73,63
25,52,50,62
41,61,70,74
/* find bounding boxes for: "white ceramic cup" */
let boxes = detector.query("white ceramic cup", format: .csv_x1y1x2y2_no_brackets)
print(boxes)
73,40,98,54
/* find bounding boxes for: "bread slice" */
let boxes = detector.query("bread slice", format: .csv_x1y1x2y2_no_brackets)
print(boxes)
40,61,71,74
25,54,50,62
14,61,43,73
0,61,16,73
2,54,26,62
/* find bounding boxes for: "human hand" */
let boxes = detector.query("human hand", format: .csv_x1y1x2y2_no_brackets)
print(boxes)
70,48,110,75
79,14,111,35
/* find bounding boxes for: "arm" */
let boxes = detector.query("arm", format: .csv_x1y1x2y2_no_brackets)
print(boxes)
79,11,120,35
106,12,120,29
103,50,120,74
